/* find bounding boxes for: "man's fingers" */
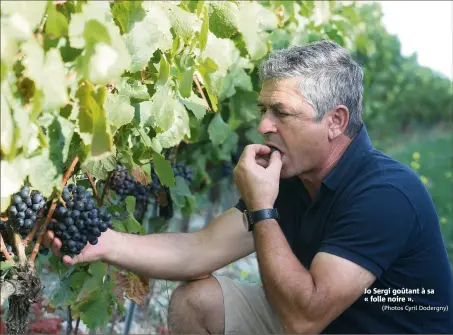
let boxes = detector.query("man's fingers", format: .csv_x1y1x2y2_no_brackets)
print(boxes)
267,150,283,173
51,237,62,257
63,255,77,265
256,157,269,168
243,144,271,162
42,230,54,248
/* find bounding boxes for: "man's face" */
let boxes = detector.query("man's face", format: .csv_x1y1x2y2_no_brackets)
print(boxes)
257,77,332,179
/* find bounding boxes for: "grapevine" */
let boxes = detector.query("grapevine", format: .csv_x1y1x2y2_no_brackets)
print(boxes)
1,1,447,334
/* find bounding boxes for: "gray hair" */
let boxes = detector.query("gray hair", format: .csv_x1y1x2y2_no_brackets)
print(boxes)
259,39,364,138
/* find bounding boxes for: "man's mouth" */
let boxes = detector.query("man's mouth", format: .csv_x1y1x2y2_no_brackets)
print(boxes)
265,143,282,155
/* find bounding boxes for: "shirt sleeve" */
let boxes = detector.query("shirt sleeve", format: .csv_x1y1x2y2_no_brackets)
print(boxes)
318,185,419,279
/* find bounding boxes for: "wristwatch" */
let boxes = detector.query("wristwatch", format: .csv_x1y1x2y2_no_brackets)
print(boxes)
243,208,279,232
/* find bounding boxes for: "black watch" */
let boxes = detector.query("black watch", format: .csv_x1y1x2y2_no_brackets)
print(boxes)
243,208,279,232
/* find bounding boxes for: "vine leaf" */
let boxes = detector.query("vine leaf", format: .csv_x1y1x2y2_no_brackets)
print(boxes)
124,5,172,73
45,2,69,38
132,165,150,185
21,40,68,108
83,149,117,181
113,271,150,307
236,2,277,60
152,152,175,187
104,93,135,135
207,1,239,38
182,92,209,120
110,0,146,34
208,113,231,146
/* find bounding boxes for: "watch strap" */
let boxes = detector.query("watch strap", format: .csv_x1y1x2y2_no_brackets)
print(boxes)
246,208,279,231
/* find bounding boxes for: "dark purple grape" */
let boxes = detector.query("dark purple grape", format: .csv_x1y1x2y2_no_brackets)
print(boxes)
13,195,22,205
20,188,29,199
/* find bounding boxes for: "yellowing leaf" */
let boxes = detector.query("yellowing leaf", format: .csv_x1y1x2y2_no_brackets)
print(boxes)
113,271,150,307
22,41,68,108
124,5,172,73
236,2,277,60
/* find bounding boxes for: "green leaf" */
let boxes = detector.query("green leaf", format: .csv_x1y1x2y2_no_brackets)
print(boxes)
125,196,136,214
78,289,112,329
152,101,191,149
70,271,90,291
45,2,69,37
88,262,108,280
111,0,146,34
236,2,277,60
104,93,135,135
0,261,14,271
52,278,78,307
228,90,259,130
124,5,173,72
219,68,253,101
113,220,127,233
124,215,145,234
146,82,174,130
28,149,61,197
199,6,209,51
169,176,193,210
83,147,117,180
159,3,197,43
76,82,113,158
68,2,112,49
83,19,111,46
208,113,231,146
92,97,113,159
1,92,14,156
179,67,195,98
245,127,264,144
1,1,47,40
21,40,68,108
116,78,150,101
152,152,175,187
69,2,131,84
207,2,239,38
182,92,208,120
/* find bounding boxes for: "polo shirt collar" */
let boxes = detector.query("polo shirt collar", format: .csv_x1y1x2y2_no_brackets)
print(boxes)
322,124,373,191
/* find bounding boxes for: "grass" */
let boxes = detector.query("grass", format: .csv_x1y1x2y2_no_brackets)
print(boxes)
371,128,453,263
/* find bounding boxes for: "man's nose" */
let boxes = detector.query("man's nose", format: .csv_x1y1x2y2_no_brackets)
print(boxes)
257,113,277,135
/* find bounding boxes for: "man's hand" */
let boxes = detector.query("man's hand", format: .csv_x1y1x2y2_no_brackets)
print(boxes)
42,228,112,265
233,144,282,211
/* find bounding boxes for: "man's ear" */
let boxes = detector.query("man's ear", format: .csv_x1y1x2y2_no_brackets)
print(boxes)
327,105,349,140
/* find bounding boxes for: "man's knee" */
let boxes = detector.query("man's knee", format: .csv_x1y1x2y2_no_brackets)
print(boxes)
168,275,225,333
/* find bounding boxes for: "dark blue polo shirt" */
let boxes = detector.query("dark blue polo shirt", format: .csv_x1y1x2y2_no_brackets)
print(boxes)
235,124,453,333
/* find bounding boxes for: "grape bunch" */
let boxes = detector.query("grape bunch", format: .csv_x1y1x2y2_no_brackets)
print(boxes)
6,186,47,234
172,162,194,183
108,165,151,202
220,162,234,178
48,184,113,257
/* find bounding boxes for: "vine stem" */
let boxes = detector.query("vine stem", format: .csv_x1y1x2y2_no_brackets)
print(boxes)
85,170,101,206
0,234,15,263
13,230,27,267
23,207,46,247
29,156,79,263
100,171,113,206
73,317,80,335
193,74,211,111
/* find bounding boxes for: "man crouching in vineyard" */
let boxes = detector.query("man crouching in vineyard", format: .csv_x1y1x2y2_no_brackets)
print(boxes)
44,40,453,334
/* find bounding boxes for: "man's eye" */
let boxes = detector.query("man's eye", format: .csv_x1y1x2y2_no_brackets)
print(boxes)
259,108,267,115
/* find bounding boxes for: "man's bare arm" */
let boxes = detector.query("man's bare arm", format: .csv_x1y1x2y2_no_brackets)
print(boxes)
45,207,254,281
254,220,375,334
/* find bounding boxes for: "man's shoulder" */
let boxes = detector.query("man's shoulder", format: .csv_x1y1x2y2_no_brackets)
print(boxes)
352,149,432,204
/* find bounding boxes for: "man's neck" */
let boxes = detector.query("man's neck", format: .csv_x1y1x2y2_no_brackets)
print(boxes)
299,136,353,200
